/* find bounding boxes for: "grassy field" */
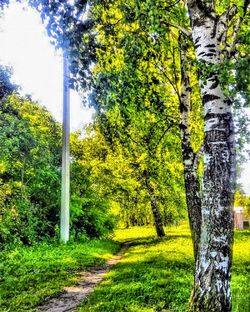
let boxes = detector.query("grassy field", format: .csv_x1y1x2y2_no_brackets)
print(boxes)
78,223,250,312
0,239,119,311
0,224,249,312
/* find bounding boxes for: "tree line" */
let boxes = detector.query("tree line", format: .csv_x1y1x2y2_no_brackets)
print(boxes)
0,65,186,246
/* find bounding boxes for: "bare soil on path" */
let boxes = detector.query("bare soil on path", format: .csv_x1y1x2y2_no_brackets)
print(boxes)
36,243,130,312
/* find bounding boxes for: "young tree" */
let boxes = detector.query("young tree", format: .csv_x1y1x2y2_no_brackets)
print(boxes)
90,2,187,236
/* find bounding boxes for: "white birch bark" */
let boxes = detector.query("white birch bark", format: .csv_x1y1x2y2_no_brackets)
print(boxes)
187,1,237,310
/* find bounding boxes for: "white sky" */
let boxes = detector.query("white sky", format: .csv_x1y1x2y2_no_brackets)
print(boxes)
0,1,249,195
0,1,94,131
239,162,250,195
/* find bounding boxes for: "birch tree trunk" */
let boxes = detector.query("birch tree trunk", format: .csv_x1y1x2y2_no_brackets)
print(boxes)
144,170,165,237
187,1,237,310
179,34,202,261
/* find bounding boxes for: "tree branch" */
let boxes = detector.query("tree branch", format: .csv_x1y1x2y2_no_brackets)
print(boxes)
165,0,182,10
155,62,180,99
154,122,174,151
221,0,250,58
166,22,192,39
217,4,238,45
227,0,249,58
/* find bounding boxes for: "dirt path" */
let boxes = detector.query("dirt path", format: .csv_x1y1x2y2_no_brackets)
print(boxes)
36,243,130,312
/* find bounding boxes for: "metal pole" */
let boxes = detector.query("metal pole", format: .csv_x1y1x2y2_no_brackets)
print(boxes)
60,51,70,243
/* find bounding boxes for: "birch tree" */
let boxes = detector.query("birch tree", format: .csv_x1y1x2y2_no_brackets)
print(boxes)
185,0,249,310
89,0,249,309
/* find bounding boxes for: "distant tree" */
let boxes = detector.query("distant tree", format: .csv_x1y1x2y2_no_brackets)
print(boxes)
71,123,186,234
234,189,250,217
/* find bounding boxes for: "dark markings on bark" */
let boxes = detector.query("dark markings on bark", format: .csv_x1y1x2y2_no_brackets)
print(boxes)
194,36,201,44
209,76,219,89
205,129,227,142
195,43,202,49
205,52,216,57
179,102,189,112
202,93,220,104
179,123,188,131
204,112,232,121
205,44,216,48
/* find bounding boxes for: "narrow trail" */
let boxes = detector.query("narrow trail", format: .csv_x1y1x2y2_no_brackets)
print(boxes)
36,243,130,312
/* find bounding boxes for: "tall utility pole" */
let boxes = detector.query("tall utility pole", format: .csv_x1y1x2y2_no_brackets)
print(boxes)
60,52,70,243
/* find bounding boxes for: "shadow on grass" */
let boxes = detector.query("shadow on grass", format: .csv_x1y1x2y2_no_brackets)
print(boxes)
78,237,194,312
122,234,192,248
79,261,193,311
234,229,250,239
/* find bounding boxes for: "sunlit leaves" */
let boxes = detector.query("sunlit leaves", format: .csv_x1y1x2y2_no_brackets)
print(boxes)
0,94,61,245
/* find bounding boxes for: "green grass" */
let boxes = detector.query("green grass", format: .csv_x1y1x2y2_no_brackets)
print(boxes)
77,223,250,312
232,230,250,312
0,239,119,311
1,224,249,312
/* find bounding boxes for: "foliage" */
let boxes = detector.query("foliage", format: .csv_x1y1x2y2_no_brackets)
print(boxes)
70,191,115,239
71,124,186,231
234,190,250,217
0,94,62,245
0,93,118,246
0,239,119,311
87,1,189,230
77,224,250,312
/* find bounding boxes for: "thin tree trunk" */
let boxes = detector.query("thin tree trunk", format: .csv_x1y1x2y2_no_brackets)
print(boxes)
178,34,202,261
144,170,165,237
187,1,237,310
150,197,165,237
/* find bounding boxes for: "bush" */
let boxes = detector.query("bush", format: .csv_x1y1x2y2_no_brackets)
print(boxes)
70,192,115,239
